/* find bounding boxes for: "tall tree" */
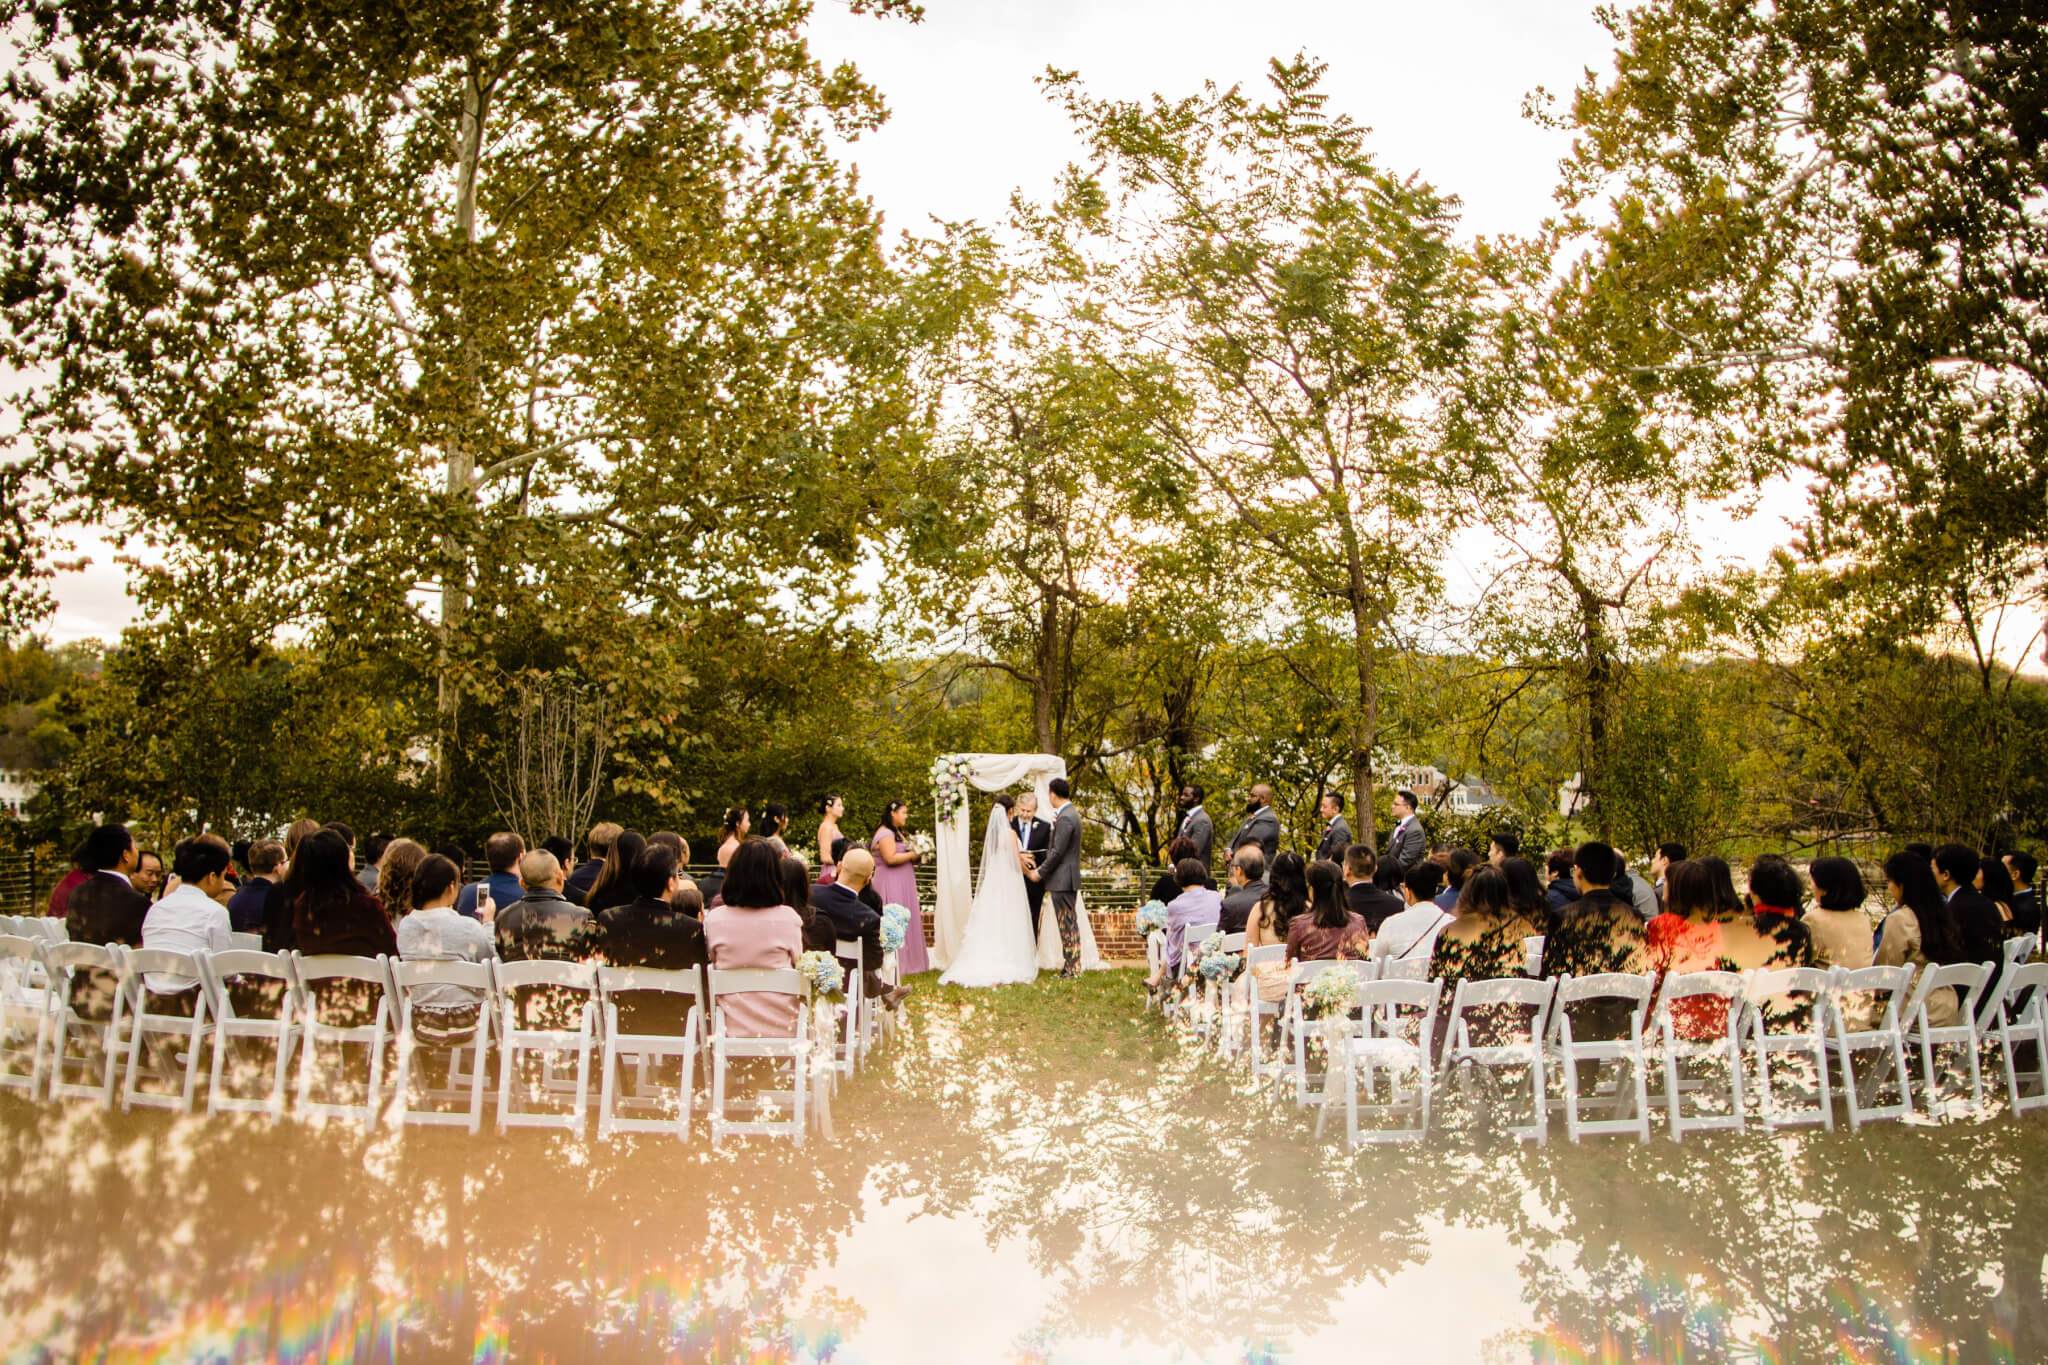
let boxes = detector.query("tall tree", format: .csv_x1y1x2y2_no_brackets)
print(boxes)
0,0,935,786
1043,56,1480,849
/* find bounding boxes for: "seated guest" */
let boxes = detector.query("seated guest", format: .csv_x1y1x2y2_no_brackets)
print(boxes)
1430,866,1546,1044
1433,848,1480,910
1218,846,1268,935
783,854,837,955
395,854,497,1046
1651,842,1688,908
1545,848,1581,913
702,840,805,1037
140,834,235,1002
132,849,166,902
226,838,285,933
1745,854,1805,919
45,839,90,921
373,839,427,924
1874,851,1965,1027
1286,859,1368,963
1978,855,2021,937
586,830,646,915
540,836,587,906
1150,837,1204,907
646,831,696,898
568,822,619,900
2007,850,2040,935
1804,856,1875,970
1343,846,1404,932
494,849,593,961
1499,856,1550,927
592,842,708,1034
284,829,399,958
1934,844,2006,977
66,822,149,949
1149,858,1222,988
1699,855,1746,916
1372,862,1452,966
1487,831,1519,867
1541,841,1648,980
1648,858,1816,1033
1245,852,1310,1004
811,848,912,1010
358,834,390,893
456,832,526,920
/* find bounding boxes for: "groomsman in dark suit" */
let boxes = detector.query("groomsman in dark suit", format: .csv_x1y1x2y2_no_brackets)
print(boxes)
1013,792,1052,935
1174,785,1214,868
1228,784,1280,863
1312,792,1352,863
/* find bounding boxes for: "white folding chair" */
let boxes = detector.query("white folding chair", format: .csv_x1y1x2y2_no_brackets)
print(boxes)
707,967,811,1146
0,934,54,1097
1745,967,1835,1131
493,959,597,1133
1521,935,1546,978
202,948,299,1121
1241,944,1288,1083
1826,964,1915,1129
387,958,494,1133
0,914,16,936
596,965,702,1141
117,948,216,1113
291,953,395,1128
1994,961,2048,1116
1163,917,1218,1024
1440,977,1556,1144
1276,959,1370,1110
1901,960,1990,1120
41,941,132,1107
1143,931,1167,1012
1544,973,1655,1142
832,938,873,1078
1653,971,1747,1139
228,931,263,952
1201,931,1248,1052
1380,958,1430,982
1323,977,1439,1145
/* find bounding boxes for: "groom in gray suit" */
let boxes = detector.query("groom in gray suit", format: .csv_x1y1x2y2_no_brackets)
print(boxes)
1040,778,1083,978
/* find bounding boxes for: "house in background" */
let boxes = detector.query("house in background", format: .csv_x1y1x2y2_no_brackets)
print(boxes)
0,770,39,818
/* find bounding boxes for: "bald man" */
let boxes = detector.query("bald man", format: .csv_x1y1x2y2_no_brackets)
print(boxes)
494,849,594,963
812,848,911,1009
1228,783,1281,863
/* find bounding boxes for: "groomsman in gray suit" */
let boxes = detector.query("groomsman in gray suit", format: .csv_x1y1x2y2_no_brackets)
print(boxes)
1228,784,1281,863
1040,778,1084,977
1312,792,1352,863
1385,789,1426,869
1175,785,1214,867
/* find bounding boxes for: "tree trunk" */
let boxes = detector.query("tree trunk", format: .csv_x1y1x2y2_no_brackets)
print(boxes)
437,60,486,788
1575,583,1615,841
1033,588,1057,755
1334,507,1380,851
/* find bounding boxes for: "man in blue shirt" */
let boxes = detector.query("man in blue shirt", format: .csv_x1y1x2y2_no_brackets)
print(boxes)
456,831,526,920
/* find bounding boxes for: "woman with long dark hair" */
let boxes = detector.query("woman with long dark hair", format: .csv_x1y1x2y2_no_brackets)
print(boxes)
1876,850,1965,1027
586,830,646,915
1285,858,1367,963
278,829,395,958
1699,856,1747,917
816,795,846,880
703,840,806,1037
871,799,927,974
1498,856,1549,926
1242,851,1309,1003
716,806,751,869
1978,856,2020,937
1804,857,1874,969
761,803,792,857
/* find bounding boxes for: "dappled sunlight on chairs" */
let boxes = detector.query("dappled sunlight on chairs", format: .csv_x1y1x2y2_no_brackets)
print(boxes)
1652,971,1747,1141
1993,961,2048,1117
0,933,53,1099
41,941,131,1108
291,953,395,1130
707,967,812,1147
1746,967,1834,1132
387,958,494,1134
1321,976,1439,1146
117,948,215,1114
596,965,702,1142
494,959,596,1135
1276,959,1372,1111
1826,964,1915,1130
202,948,298,1122
1440,976,1555,1145
1545,973,1655,1143
1902,960,1991,1121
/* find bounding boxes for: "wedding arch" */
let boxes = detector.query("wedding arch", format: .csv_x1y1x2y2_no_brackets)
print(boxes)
929,752,1102,973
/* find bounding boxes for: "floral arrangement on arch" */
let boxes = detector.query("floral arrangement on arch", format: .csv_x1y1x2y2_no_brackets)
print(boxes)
929,754,973,822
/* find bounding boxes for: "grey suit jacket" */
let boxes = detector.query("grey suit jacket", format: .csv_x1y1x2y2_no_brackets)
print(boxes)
1040,802,1081,894
1386,816,1425,870
1228,806,1280,862
1176,807,1214,866
1313,815,1353,863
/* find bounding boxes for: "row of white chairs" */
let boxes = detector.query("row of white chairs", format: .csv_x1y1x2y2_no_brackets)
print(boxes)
1165,938,2048,1147
0,929,890,1146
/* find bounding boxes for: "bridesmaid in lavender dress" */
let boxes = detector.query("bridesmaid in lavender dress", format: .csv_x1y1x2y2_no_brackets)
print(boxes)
872,799,928,974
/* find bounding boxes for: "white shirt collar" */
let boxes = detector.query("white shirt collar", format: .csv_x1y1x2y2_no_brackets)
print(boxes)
103,869,132,886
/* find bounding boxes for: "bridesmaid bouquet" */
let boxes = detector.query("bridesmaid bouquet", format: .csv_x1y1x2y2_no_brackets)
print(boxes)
879,902,912,952
909,831,936,860
1135,900,1168,934
796,950,846,1002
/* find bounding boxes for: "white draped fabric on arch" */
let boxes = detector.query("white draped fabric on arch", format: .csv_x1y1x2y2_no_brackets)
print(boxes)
930,752,1104,973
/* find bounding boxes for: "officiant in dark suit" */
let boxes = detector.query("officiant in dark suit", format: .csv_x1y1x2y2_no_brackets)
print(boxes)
1312,792,1352,863
1013,791,1052,935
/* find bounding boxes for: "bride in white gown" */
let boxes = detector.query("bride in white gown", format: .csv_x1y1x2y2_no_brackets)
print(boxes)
940,795,1041,986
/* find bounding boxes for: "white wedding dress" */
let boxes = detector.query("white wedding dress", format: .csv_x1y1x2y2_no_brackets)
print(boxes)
939,807,1042,986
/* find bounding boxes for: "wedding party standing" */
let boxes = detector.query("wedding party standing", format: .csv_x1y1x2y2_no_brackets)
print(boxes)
816,795,845,880
872,799,928,974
